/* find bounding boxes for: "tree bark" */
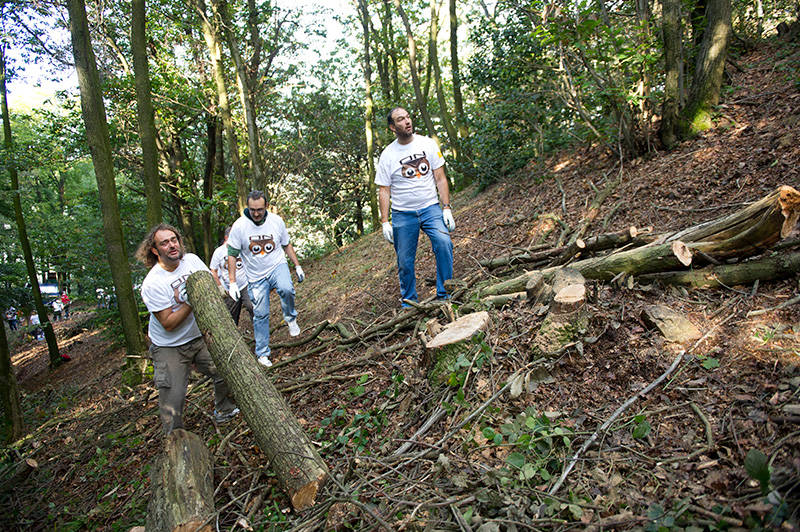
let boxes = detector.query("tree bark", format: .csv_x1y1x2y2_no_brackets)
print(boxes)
193,0,248,212
640,251,800,288
67,0,147,367
659,0,682,149
200,114,217,262
430,0,459,163
357,0,380,231
186,271,328,510
146,429,214,532
1,45,61,369
449,0,470,167
131,0,163,229
392,0,438,141
0,312,23,443
682,0,731,136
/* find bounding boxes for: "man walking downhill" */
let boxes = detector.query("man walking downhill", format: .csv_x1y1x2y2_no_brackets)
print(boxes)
209,227,254,325
137,223,239,434
227,191,305,367
376,107,455,306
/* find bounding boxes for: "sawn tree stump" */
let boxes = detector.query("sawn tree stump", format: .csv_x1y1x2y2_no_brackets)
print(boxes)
534,269,588,357
424,311,491,383
146,429,214,532
186,271,328,511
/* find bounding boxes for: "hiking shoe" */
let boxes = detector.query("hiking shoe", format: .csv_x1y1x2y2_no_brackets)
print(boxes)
214,407,240,424
257,356,273,367
287,319,300,337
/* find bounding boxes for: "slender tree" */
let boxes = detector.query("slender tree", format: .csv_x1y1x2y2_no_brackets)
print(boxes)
66,0,146,370
682,0,731,135
0,310,22,443
193,0,248,212
357,0,379,230
392,0,438,141
1,43,61,369
429,0,458,162
660,0,682,148
131,0,162,228
449,0,469,163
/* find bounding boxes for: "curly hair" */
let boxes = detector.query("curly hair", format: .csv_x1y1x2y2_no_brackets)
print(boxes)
135,223,185,268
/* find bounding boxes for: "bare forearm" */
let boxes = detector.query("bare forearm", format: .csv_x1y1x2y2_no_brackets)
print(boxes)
154,303,193,332
379,186,391,223
227,256,237,284
284,244,300,267
434,167,450,205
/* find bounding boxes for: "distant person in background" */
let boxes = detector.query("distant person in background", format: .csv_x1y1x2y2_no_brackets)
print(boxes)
376,106,455,306
52,298,64,321
209,227,253,325
61,292,71,319
29,312,43,340
227,190,306,367
96,288,106,309
136,223,239,434
5,306,18,331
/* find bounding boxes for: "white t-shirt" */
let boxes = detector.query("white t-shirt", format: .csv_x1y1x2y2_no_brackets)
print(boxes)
228,212,289,282
52,300,63,312
375,134,445,212
141,253,209,347
209,244,248,290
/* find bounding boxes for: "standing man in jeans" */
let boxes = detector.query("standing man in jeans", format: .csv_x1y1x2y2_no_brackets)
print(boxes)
376,107,455,306
137,223,239,434
227,190,305,367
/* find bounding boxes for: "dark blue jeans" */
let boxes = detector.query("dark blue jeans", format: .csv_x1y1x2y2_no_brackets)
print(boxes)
392,203,454,304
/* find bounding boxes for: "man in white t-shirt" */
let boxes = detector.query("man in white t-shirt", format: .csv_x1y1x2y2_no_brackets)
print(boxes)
137,223,238,434
227,191,305,367
376,107,455,306
209,226,253,325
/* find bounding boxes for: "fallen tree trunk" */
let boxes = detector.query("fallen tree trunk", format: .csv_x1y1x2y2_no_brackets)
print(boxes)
146,429,214,532
479,186,800,295
186,271,328,511
639,251,800,288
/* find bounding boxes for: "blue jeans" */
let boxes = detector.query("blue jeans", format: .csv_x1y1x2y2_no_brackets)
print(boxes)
392,203,454,303
247,262,297,359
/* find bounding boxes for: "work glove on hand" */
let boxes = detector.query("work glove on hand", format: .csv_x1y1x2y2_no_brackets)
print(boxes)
382,221,394,244
217,284,227,297
295,265,305,283
228,283,240,301
443,208,456,231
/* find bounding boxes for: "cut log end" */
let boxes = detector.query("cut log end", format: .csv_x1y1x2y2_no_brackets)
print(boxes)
629,226,638,238
671,240,693,266
291,476,326,511
554,284,586,305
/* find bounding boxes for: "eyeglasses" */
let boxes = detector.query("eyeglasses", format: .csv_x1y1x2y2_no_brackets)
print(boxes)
250,208,266,214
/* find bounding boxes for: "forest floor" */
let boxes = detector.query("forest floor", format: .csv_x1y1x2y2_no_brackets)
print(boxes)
2,41,800,531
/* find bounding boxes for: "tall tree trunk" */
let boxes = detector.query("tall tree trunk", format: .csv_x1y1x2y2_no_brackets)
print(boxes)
357,0,380,231
193,0,248,212
212,0,266,191
1,45,61,369
660,0,682,149
449,0,470,165
382,0,401,102
0,295,23,443
67,0,147,370
429,0,459,163
682,0,731,136
130,0,162,229
201,114,217,262
393,0,438,141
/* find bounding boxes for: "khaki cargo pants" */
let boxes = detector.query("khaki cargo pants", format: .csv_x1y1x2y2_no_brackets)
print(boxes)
150,336,236,434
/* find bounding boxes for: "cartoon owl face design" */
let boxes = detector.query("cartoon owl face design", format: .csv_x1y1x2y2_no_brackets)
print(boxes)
400,153,430,179
220,258,244,272
249,235,276,256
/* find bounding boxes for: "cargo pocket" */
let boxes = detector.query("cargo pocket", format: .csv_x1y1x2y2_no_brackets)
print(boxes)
150,347,171,389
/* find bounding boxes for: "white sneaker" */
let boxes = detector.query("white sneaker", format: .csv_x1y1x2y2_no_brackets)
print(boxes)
287,319,300,337
258,356,273,367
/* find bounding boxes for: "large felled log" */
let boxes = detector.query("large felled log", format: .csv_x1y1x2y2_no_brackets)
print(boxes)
480,186,800,294
146,429,214,532
639,251,800,288
186,271,328,511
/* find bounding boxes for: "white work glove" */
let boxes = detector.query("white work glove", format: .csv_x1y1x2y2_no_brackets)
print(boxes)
443,208,456,231
217,284,227,296
228,283,240,301
382,221,394,244
295,265,305,283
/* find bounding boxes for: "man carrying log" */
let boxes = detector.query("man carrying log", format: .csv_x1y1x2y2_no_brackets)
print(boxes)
209,226,253,325
377,107,455,306
227,190,306,367
136,223,239,434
